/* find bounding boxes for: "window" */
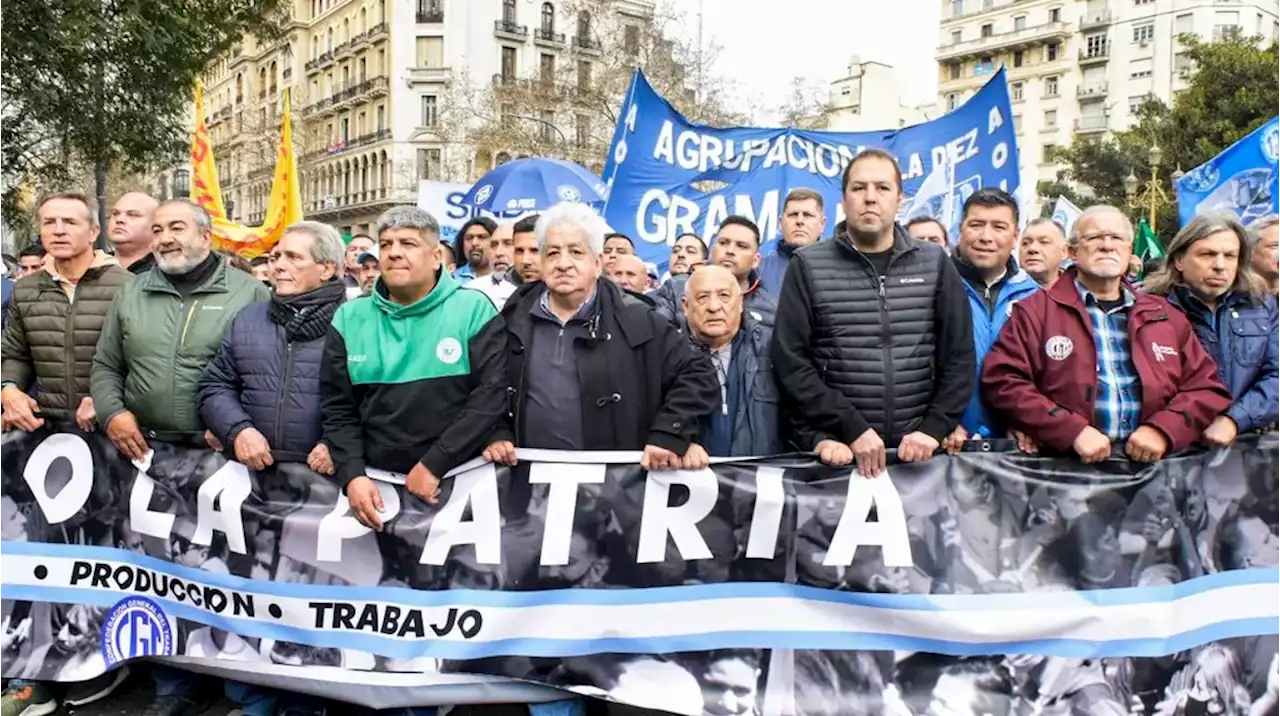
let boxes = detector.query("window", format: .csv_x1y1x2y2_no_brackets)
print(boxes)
1046,42,1060,61
1133,24,1154,43
500,103,514,128
1012,115,1021,132
1130,58,1153,78
415,37,444,67
539,110,556,143
1085,33,1108,57
950,29,962,44
1049,7,1061,22
575,114,589,147
540,2,554,34
1134,0,1153,4
949,62,961,79
420,95,438,126
339,117,349,143
1174,52,1193,75
1174,13,1194,33
1043,109,1058,127
1011,81,1024,101
1214,11,1240,38
982,0,993,8
1014,15,1026,30
1044,75,1059,96
624,25,639,54
1041,144,1056,163
502,0,516,23
1013,49,1024,67
950,0,962,18
946,92,960,111
417,148,441,180
577,59,591,88
976,56,994,75
980,23,993,37
539,53,555,84
1128,94,1147,115
501,46,517,79
375,105,385,130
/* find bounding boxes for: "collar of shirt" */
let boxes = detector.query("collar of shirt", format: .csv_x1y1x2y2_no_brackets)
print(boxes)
1074,278,1136,314
535,286,598,325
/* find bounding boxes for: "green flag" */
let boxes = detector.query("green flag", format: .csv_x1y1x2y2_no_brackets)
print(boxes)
1135,219,1165,263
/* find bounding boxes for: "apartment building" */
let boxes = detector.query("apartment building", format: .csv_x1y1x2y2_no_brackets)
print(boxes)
935,0,1279,203
201,0,652,237
826,57,939,131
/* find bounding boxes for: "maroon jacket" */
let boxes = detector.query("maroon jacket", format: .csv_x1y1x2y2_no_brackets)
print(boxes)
981,268,1231,454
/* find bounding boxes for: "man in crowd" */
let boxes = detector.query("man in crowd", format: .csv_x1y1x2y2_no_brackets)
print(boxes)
452,216,496,282
906,216,950,253
945,188,1041,446
1018,217,1068,288
0,193,132,716
467,221,518,309
507,214,541,286
1252,215,1279,295
653,216,778,329
683,265,780,456
484,201,718,474
760,187,827,293
607,253,649,294
341,233,374,290
773,148,974,476
15,244,44,278
356,246,380,297
982,205,1231,464
107,191,160,274
669,232,708,279
602,232,636,273
1143,212,1278,445
322,206,507,531
91,198,269,715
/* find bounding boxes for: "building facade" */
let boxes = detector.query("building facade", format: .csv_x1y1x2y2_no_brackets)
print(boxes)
201,0,652,238
935,0,1279,202
826,57,938,132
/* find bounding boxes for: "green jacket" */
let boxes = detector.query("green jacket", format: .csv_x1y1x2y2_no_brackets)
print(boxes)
321,270,507,486
91,259,270,437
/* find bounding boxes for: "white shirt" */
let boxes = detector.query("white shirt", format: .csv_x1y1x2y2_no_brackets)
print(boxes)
466,273,517,309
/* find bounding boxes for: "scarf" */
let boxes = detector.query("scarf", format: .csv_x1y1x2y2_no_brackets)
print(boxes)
268,279,346,342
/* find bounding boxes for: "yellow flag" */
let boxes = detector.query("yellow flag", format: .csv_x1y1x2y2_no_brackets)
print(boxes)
211,89,303,258
189,81,227,220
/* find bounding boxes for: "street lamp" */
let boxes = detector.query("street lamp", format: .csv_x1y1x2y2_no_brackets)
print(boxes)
1124,142,1174,233
171,168,191,198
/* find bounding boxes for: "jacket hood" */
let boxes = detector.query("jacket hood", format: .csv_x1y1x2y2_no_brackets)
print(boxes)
372,267,458,318
42,250,118,277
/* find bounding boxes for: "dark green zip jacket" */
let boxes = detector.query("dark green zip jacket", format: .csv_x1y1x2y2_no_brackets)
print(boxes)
91,260,270,437
320,270,507,488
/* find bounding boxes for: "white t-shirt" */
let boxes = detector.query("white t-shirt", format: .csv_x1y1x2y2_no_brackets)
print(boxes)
465,273,517,310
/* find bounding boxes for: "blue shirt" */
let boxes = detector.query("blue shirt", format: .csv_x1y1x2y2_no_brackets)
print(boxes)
1075,279,1141,440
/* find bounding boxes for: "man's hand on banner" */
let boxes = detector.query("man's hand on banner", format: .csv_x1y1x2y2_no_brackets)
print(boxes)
105,410,148,460
1126,426,1169,463
1,385,43,432
680,443,710,470
1072,426,1111,464
482,440,517,466
346,476,386,530
942,425,968,456
407,463,441,504
1201,415,1238,447
1009,429,1040,455
307,442,335,475
815,440,853,467
641,444,680,471
897,431,939,464
75,397,96,431
851,429,886,478
234,427,275,470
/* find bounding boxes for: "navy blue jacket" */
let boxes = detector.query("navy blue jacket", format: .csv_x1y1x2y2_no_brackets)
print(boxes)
698,318,781,457
1166,287,1279,433
650,270,777,331
758,240,801,296
197,301,331,459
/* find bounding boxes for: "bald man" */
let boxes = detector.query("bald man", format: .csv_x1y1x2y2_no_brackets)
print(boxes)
607,254,648,293
683,265,781,456
108,192,160,273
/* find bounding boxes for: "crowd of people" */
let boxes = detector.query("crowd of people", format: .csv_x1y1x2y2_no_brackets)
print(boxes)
0,145,1277,716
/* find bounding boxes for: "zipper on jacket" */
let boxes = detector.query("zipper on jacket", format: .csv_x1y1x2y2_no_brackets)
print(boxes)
62,287,79,414
877,272,895,440
170,297,193,424
179,300,200,346
273,339,296,450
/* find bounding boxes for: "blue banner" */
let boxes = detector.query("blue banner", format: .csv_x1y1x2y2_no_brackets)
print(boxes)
601,69,1021,271
1176,116,1280,227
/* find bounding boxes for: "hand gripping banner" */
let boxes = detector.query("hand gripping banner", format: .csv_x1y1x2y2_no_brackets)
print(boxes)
2,429,1278,714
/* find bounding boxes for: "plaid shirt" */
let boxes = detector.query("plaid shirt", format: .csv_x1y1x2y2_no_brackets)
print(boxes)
1075,280,1142,441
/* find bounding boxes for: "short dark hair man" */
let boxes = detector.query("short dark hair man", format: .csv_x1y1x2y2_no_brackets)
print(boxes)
668,233,708,278
760,187,827,293
602,232,636,272
508,214,541,285
905,216,949,253
652,215,777,329
453,216,497,282
1019,218,1068,287
772,148,975,476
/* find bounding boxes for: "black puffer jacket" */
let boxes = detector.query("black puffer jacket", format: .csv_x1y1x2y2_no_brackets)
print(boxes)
771,224,974,448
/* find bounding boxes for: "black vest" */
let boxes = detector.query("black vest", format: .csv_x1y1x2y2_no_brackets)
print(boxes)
795,228,943,442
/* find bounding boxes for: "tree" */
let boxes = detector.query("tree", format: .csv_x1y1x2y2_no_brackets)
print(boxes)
1037,31,1278,241
433,0,744,182
775,77,833,130
1,0,288,231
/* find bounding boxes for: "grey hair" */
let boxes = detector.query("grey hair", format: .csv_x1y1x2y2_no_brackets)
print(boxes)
1143,211,1269,298
375,205,440,244
1024,217,1067,245
1250,214,1279,245
158,199,213,234
1068,205,1132,246
282,221,345,265
37,192,99,226
534,202,609,255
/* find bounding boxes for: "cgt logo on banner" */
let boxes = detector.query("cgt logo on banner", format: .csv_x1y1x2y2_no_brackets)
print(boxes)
601,68,1021,272
2,429,1278,713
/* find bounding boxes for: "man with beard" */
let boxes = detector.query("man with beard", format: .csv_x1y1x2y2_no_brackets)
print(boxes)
466,221,518,309
508,214,541,286
654,216,777,330
667,232,708,279
1143,212,1278,446
106,191,159,273
983,205,1231,465
340,234,374,290
1019,218,1069,288
760,187,827,293
772,149,974,476
452,216,496,282
90,199,268,715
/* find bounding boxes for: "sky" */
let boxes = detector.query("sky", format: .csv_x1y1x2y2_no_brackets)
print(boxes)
671,0,942,125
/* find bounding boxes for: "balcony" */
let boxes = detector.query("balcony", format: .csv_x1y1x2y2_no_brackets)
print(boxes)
408,66,451,83
351,128,393,147
573,35,602,53
1079,11,1112,30
354,75,389,101
416,6,443,22
1074,116,1108,133
1079,43,1111,65
368,22,389,42
248,165,274,181
305,57,322,74
333,40,352,59
1077,82,1108,99
350,30,368,48
494,19,529,40
314,51,335,70
534,28,566,47
936,21,1072,61
331,83,361,110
